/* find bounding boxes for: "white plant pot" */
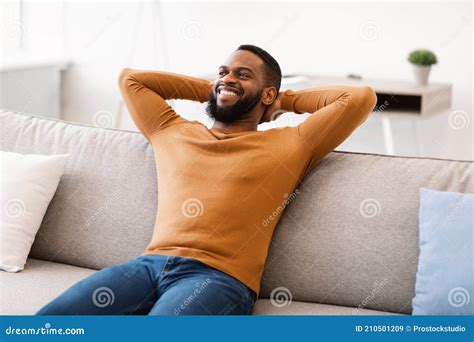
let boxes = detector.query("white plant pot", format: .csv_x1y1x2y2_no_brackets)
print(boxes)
412,65,431,86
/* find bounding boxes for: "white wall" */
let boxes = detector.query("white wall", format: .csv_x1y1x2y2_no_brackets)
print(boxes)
3,0,473,160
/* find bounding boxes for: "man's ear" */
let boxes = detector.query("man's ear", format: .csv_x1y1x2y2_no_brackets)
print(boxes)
259,87,279,124
261,87,277,105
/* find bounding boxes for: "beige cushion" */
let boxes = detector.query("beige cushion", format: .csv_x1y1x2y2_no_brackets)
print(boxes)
0,258,97,315
252,299,404,316
0,258,400,315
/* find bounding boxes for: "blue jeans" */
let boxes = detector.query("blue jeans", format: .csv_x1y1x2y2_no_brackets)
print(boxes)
36,254,256,315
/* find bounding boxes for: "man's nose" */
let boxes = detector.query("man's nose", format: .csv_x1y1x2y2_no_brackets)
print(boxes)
220,72,237,84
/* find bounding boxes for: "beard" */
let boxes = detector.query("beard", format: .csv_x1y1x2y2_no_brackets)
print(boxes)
205,89,262,124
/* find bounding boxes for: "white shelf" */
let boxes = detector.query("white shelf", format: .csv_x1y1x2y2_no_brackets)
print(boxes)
0,57,70,72
282,75,452,118
0,58,71,119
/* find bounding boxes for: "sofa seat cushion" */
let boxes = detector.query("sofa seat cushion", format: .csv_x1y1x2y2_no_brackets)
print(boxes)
252,299,404,315
2,258,401,316
0,258,97,315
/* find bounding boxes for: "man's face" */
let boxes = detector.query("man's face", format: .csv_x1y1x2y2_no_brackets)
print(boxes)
206,50,265,123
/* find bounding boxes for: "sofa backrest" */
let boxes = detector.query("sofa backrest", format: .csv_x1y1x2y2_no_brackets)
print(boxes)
260,151,472,314
2,110,473,314
1,110,157,268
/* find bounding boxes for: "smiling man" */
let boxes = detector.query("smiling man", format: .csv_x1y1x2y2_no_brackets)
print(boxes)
205,45,281,128
36,44,377,316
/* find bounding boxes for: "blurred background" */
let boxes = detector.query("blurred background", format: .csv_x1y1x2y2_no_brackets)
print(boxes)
1,0,472,160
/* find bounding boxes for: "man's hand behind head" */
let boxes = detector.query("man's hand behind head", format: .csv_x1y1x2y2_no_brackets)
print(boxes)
259,92,284,124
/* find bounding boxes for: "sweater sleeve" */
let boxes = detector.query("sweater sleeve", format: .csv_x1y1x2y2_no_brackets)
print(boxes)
280,85,377,169
118,68,213,142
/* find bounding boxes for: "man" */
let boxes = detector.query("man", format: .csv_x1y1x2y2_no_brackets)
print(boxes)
37,44,377,316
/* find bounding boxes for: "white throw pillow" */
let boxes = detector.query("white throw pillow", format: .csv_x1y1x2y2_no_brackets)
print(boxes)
0,151,69,272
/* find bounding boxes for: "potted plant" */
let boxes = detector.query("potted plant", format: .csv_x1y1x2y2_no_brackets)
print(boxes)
408,49,438,86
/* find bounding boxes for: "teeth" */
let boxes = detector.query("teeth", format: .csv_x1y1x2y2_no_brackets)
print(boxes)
219,89,238,96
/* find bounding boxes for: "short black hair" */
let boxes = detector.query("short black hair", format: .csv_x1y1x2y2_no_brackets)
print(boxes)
236,44,282,92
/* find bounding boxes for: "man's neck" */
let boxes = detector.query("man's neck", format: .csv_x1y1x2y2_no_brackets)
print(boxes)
211,120,258,134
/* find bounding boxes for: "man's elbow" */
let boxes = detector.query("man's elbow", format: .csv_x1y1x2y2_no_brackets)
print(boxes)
352,86,377,127
118,68,135,90
360,86,378,112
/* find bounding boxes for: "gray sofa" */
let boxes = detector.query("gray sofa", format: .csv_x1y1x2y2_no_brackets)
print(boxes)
1,110,472,315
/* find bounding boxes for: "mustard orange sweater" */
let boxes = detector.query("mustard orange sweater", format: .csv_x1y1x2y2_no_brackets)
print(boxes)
118,69,377,297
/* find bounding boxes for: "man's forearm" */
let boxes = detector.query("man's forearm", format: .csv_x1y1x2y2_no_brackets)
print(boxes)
279,86,377,116
118,69,214,140
283,85,377,170
119,68,213,103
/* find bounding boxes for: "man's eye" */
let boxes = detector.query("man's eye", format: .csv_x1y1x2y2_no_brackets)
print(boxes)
218,71,226,76
239,73,249,78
